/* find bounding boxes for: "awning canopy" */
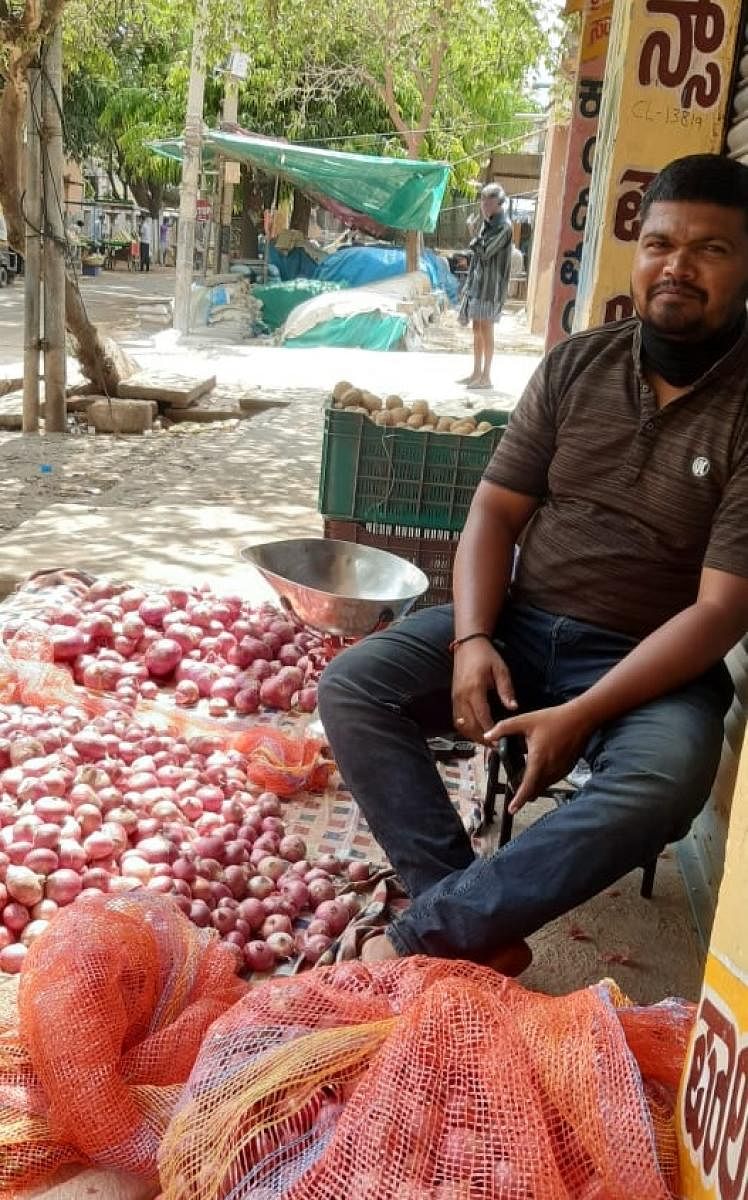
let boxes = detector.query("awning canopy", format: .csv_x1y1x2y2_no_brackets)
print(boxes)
149,129,449,233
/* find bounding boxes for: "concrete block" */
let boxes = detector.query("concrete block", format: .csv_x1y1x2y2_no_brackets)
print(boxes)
117,373,216,409
88,398,156,434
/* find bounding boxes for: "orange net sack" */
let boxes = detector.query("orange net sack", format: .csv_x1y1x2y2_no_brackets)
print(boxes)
158,959,694,1200
0,628,108,714
0,892,247,1195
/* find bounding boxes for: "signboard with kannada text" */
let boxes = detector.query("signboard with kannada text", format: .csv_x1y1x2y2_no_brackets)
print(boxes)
573,0,743,331
546,1,613,349
677,732,748,1200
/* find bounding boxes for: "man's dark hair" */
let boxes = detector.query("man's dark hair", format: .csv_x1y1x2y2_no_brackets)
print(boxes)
641,154,748,227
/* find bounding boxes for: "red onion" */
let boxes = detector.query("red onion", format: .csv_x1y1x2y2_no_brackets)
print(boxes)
24,848,58,875
258,793,282,817
145,638,183,679
302,933,333,963
247,875,275,901
237,897,266,930
266,931,295,960
347,861,370,883
189,900,212,928
31,898,58,920
307,878,336,905
0,942,28,973
6,865,44,906
243,940,275,972
257,855,286,882
57,840,87,872
3,901,30,932
314,900,351,936
279,877,310,911
139,596,171,628
83,831,114,861
212,907,237,935
175,680,200,708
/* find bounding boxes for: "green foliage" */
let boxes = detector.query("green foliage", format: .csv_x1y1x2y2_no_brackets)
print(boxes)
61,0,550,202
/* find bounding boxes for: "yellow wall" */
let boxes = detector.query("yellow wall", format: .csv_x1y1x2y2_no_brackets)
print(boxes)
574,0,744,330
677,738,748,1199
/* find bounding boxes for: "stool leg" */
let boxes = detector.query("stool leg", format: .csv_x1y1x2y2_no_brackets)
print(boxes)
499,789,515,848
640,858,657,899
482,749,501,827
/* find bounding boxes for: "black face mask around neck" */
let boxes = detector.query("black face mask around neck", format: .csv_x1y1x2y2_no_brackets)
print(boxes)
641,310,747,388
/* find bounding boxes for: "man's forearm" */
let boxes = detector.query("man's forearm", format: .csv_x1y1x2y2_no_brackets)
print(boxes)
452,515,514,640
571,601,744,732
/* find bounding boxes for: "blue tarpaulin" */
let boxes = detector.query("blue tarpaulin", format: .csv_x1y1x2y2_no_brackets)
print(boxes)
315,245,458,304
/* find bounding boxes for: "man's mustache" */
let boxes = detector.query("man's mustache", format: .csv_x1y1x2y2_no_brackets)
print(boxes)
648,281,707,301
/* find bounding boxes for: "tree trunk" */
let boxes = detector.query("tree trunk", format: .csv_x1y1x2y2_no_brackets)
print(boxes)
240,168,259,257
0,49,122,397
65,278,122,395
289,190,312,237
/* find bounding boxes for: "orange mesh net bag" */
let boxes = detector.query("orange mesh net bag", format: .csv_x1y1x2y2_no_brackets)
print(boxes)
0,891,247,1195
0,627,108,714
158,958,694,1200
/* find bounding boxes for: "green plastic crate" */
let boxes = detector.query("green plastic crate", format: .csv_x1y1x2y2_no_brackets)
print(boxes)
318,406,509,533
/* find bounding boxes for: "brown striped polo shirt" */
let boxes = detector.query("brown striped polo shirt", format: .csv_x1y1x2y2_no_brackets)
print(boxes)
483,317,748,639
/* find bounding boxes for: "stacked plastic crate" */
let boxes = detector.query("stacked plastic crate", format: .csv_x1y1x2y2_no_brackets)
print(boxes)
318,404,509,608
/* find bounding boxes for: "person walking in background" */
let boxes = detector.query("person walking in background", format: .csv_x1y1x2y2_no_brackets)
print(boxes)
139,215,151,273
458,183,513,390
159,217,170,265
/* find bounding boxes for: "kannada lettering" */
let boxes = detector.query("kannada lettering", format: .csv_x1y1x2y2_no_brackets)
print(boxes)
556,78,604,337
604,295,634,324
638,0,726,110
682,990,748,1200
613,169,657,243
578,77,604,120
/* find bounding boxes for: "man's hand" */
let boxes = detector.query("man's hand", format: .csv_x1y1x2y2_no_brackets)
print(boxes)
451,639,517,743
484,702,592,812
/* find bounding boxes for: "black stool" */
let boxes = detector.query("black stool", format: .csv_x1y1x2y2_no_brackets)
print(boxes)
478,736,658,900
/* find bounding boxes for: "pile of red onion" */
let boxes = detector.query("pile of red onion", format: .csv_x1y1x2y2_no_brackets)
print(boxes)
6,580,338,716
0,703,370,976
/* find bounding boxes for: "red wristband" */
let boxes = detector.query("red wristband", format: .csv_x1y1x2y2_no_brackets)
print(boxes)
449,633,492,654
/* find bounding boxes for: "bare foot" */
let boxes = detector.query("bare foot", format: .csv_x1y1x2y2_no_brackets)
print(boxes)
457,374,480,386
482,940,533,977
361,932,399,962
467,377,493,391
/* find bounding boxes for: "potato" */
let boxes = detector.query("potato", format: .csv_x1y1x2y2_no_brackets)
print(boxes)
372,410,394,426
332,380,353,402
475,421,494,433
389,406,410,424
406,413,424,429
346,405,369,415
385,394,403,411
360,390,383,413
340,386,363,407
451,420,477,434
411,400,430,416
395,422,408,428
421,422,436,431
435,416,454,433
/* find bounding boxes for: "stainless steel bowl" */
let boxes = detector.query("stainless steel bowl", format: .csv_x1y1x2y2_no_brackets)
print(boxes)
240,538,429,638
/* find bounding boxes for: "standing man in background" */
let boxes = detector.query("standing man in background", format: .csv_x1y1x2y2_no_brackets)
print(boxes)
458,182,513,390
139,215,151,273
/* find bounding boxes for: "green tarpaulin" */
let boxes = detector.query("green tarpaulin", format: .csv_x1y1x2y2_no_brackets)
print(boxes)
253,279,343,331
150,131,449,233
283,312,408,350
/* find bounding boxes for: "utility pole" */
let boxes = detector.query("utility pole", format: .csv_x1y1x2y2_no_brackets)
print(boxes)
174,0,210,333
41,23,66,432
217,50,246,275
23,66,42,434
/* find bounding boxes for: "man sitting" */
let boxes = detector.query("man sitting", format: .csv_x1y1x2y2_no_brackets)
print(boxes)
318,154,748,971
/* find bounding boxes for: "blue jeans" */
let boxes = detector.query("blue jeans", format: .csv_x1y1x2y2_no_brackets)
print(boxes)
318,602,733,961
